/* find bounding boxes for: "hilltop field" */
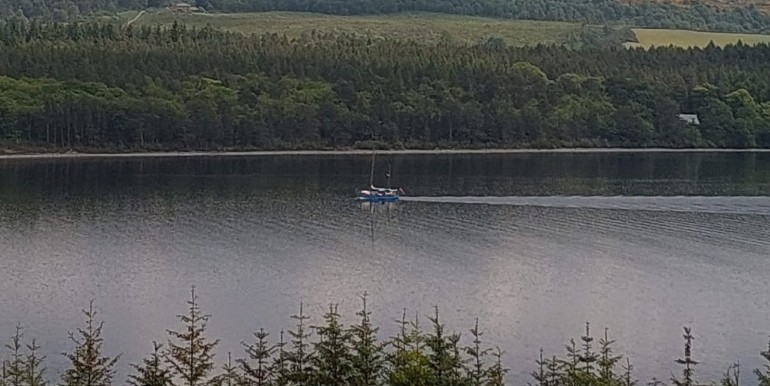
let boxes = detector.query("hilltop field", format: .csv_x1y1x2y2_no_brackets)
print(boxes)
113,10,589,46
111,10,770,48
627,27,770,48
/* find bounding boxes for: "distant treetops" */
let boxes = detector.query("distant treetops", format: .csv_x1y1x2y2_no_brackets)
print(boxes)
0,21,769,150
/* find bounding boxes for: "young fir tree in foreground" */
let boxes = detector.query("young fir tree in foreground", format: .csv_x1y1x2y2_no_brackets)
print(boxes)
166,286,219,386
60,301,120,386
488,347,508,386
350,292,385,386
312,304,353,386
128,342,172,386
13,290,770,386
532,325,631,386
0,325,47,386
672,327,698,386
239,328,275,386
25,338,47,386
6,325,26,386
757,338,770,386
211,353,240,386
272,331,290,386
387,311,434,386
426,306,465,386
465,318,491,386
285,303,314,386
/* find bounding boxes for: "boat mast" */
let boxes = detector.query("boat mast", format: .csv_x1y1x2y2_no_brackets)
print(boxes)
369,151,376,188
387,163,392,189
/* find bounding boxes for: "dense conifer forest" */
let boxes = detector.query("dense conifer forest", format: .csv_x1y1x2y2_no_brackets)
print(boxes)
1,21,769,151
1,288,769,386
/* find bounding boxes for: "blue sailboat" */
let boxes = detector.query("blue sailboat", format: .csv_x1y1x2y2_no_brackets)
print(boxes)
356,153,403,202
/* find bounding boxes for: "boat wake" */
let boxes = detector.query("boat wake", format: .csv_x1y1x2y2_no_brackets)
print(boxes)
400,195,770,215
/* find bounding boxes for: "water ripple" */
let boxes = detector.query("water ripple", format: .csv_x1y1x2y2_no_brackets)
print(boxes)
401,195,770,216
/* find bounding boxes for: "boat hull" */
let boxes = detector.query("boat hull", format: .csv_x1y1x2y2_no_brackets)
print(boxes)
356,195,400,202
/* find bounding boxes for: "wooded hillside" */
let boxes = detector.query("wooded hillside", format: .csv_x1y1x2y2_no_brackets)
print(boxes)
0,21,769,151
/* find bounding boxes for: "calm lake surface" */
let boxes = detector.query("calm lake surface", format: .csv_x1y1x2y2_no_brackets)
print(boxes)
1,151,770,384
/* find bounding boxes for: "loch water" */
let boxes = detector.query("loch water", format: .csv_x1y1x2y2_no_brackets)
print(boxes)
1,151,769,384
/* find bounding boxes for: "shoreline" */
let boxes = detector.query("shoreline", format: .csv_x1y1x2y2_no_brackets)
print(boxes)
1,148,770,160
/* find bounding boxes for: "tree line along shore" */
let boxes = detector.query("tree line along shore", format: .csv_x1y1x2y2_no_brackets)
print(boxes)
1,21,770,152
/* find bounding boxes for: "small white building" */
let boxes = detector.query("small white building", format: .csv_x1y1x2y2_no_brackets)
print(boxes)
171,2,193,12
678,114,700,125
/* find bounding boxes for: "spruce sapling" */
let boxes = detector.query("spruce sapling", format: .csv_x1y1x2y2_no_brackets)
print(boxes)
6,325,25,386
466,319,491,386
756,338,770,386
239,329,275,386
350,292,384,386
426,306,464,386
598,328,622,385
211,353,241,386
166,286,219,386
313,304,353,386
622,358,636,386
272,331,289,386
486,348,507,386
285,303,313,386
128,342,172,386
25,339,47,386
530,349,546,386
579,322,598,377
672,327,698,386
721,361,739,386
60,301,121,386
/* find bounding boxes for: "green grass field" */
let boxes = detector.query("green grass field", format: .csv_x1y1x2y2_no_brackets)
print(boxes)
626,28,770,48
112,10,586,46
106,10,770,48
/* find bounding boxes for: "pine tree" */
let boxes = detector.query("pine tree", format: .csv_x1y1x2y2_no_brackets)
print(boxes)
60,301,121,386
546,355,563,386
350,292,384,386
211,353,241,386
672,327,698,386
285,303,313,386
312,303,353,386
486,348,507,386
426,307,464,386
720,361,740,386
466,318,490,386
621,359,635,386
239,329,275,386
531,349,546,386
388,310,410,375
579,322,598,377
272,331,289,386
754,338,770,386
6,325,25,386
598,328,622,386
386,312,433,386
24,339,47,386
128,342,173,386
563,338,580,386
166,286,219,386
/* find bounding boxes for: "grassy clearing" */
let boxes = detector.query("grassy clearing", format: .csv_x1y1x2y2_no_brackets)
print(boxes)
626,28,770,48
111,10,585,46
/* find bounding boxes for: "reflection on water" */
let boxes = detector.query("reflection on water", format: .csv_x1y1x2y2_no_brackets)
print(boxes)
0,152,770,384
